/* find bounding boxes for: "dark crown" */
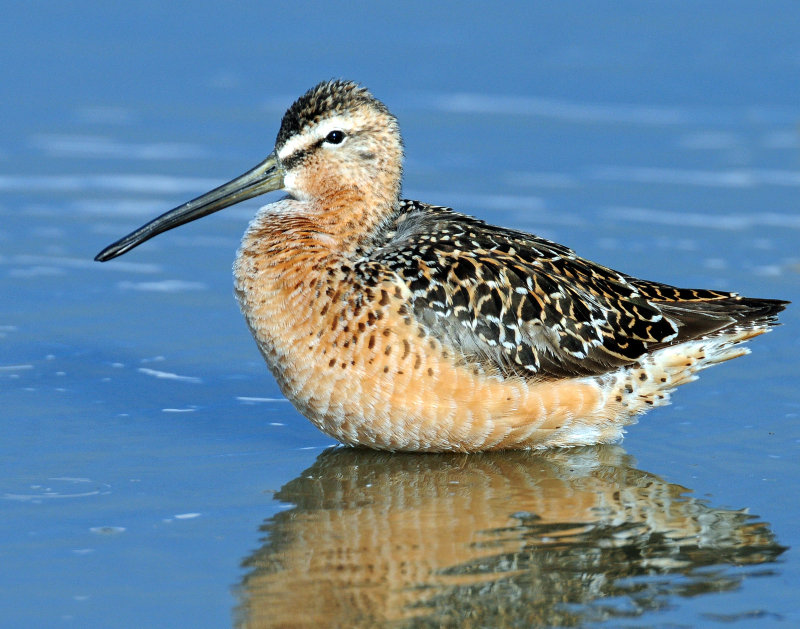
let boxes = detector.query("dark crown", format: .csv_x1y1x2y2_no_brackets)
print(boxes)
275,80,392,149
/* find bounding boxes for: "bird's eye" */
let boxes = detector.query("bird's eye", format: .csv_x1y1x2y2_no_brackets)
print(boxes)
324,130,345,145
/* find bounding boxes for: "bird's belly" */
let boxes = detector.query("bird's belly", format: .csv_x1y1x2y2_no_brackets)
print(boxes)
235,278,627,451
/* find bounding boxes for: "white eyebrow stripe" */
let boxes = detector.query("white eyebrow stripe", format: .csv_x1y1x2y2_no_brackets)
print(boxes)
277,115,355,161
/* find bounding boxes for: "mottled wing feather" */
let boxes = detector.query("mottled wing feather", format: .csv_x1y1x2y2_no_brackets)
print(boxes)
366,201,752,380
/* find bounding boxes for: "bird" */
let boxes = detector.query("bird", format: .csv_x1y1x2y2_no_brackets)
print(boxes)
95,79,788,452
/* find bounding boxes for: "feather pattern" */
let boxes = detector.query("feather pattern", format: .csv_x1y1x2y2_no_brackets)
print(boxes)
357,200,784,380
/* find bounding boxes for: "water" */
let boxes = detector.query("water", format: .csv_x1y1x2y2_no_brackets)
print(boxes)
2,2,799,627
238,447,787,627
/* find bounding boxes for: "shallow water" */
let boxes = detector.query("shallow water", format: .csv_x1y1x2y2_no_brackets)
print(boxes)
239,447,788,628
2,2,800,627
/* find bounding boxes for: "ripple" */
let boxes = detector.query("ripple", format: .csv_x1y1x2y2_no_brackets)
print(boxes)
74,106,136,125
0,363,34,371
430,93,688,125
138,367,202,384
592,166,800,188
0,174,221,195
4,477,111,502
118,280,207,292
603,206,800,230
31,134,209,160
89,526,126,535
236,396,289,404
1,254,160,274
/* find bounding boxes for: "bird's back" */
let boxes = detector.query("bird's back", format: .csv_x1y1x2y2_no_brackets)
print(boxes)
363,200,786,381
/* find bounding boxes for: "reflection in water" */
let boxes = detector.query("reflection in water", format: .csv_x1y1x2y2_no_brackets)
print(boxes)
236,446,784,628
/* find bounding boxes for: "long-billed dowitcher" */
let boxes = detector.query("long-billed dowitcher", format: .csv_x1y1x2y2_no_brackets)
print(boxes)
96,80,787,452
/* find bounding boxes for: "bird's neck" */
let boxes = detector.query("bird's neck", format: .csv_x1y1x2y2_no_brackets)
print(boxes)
232,190,398,369
271,184,399,256
236,187,399,281
315,186,399,251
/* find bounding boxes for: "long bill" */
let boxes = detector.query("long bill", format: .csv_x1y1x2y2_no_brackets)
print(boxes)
95,151,284,261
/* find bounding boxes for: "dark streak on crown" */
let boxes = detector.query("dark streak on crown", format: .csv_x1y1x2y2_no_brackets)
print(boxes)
275,80,393,149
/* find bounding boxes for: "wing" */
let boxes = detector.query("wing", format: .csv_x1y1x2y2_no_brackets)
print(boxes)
369,201,759,380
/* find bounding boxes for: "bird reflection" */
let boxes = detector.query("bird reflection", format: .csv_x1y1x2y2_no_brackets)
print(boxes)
235,446,784,628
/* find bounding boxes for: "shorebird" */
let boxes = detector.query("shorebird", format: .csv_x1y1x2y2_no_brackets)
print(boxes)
96,79,787,452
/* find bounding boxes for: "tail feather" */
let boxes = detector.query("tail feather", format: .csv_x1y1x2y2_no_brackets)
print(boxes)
658,297,788,344
604,298,785,421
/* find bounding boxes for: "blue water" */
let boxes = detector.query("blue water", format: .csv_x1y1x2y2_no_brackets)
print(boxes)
2,2,799,627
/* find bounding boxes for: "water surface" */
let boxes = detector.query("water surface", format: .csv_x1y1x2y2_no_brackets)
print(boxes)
239,447,785,627
2,2,799,627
